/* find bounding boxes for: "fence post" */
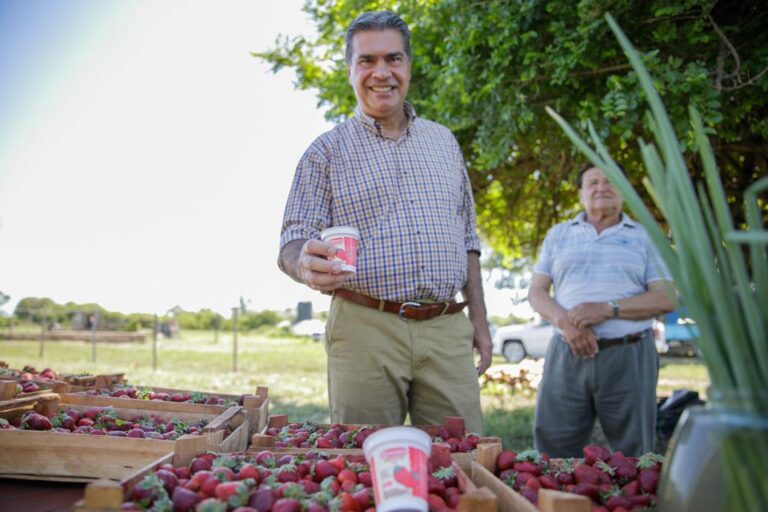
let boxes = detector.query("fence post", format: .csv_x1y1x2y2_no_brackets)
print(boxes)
152,314,158,371
38,312,46,357
91,310,98,362
231,307,238,373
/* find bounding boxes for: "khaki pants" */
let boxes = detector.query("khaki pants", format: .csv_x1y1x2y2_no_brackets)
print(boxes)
324,296,483,434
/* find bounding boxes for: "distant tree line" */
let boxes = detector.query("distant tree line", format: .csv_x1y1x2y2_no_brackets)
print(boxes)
3,296,285,332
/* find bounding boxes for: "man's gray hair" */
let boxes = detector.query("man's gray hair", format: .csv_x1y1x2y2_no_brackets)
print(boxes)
345,11,411,64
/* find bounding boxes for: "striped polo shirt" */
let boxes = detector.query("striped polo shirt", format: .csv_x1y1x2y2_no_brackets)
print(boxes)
533,212,671,338
279,103,481,302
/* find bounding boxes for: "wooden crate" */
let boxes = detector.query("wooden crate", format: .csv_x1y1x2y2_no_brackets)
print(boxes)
74,447,498,512
250,414,501,475
0,396,248,482
60,385,269,436
0,389,60,421
470,443,591,512
0,378,72,400
60,373,126,390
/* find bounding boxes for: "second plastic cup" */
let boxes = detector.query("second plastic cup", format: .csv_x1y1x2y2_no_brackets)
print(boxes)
362,426,432,512
320,226,360,273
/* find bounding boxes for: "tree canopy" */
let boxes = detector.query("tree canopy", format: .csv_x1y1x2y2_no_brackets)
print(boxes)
256,0,767,266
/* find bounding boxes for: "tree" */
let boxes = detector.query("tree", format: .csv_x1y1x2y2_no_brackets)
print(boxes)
255,0,767,264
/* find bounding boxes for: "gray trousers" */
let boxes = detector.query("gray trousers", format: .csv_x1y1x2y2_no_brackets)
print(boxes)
534,330,658,457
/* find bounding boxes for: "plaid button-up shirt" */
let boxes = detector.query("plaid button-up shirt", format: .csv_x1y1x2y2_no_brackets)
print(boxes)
279,104,481,302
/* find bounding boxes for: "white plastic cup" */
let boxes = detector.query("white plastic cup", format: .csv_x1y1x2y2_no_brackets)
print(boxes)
362,426,432,512
320,226,360,273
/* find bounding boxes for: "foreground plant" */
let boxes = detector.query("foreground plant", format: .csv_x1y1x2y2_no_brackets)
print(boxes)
546,13,767,512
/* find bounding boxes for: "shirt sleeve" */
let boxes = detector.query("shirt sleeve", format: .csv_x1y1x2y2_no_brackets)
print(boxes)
455,140,481,254
278,137,334,269
644,232,672,283
533,228,555,279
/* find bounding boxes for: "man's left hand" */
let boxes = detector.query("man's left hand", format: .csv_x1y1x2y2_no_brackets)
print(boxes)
567,302,612,329
473,329,493,375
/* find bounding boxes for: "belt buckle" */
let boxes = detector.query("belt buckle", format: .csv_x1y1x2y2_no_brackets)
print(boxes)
399,301,421,320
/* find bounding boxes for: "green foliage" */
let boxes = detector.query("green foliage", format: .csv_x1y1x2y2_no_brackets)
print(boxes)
10,298,285,333
255,0,767,264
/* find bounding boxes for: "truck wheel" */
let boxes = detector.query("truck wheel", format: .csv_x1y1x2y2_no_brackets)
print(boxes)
502,340,526,363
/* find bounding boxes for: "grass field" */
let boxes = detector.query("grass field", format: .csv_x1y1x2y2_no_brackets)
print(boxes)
0,328,709,451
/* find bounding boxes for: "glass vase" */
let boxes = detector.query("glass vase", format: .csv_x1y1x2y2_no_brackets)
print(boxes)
657,388,768,511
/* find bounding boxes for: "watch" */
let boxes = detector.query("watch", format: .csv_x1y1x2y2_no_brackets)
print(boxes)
608,300,620,318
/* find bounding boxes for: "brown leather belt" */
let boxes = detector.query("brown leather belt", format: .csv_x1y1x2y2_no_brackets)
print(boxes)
334,288,467,321
597,329,650,350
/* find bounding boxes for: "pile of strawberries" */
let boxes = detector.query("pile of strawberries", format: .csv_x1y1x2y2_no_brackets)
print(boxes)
79,386,242,406
121,445,463,512
266,421,480,453
495,444,663,511
0,405,220,440
0,365,59,395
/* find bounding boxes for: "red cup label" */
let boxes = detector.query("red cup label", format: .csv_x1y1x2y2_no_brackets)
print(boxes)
369,446,428,504
327,235,357,272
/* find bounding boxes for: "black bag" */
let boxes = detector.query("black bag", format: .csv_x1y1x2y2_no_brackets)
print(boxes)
656,389,706,449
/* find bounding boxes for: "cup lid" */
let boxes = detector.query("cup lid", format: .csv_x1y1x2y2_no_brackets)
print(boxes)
320,226,360,240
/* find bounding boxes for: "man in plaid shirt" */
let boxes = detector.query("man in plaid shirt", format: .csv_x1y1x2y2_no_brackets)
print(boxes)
278,11,491,433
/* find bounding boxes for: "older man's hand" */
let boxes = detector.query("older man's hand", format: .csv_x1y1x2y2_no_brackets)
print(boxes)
567,302,613,329
561,321,599,358
298,239,348,292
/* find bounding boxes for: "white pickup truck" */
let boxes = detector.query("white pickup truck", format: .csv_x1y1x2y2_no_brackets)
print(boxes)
492,319,554,363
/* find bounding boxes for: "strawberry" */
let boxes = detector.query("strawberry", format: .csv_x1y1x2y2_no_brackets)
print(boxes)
200,475,220,498
428,493,449,511
604,493,632,510
336,492,359,512
496,450,517,472
428,475,446,497
214,481,242,501
337,468,358,485
636,453,664,473
429,443,453,471
190,455,214,474
445,487,461,508
313,460,338,482
432,466,458,489
513,461,542,476
155,469,179,494
22,412,52,430
620,480,639,497
238,464,260,483
247,487,277,511
172,485,201,511
638,468,659,493
195,497,227,512
525,477,542,490
277,464,299,483
328,455,347,472
574,463,610,485
445,437,461,452
352,487,373,509
615,461,638,482
539,474,559,490
583,444,612,466
571,482,601,501
515,472,537,489
520,487,539,505
254,450,276,468
357,471,372,487
629,494,653,507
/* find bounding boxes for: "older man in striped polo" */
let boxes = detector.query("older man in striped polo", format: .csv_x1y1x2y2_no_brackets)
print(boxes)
528,164,675,457
278,11,491,433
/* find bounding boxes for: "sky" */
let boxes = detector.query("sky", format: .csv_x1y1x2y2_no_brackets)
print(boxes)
0,0,531,319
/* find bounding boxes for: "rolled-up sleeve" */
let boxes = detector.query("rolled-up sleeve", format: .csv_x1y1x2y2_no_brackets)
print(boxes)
278,140,333,269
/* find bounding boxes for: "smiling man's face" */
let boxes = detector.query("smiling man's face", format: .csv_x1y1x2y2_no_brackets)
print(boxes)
347,28,411,124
